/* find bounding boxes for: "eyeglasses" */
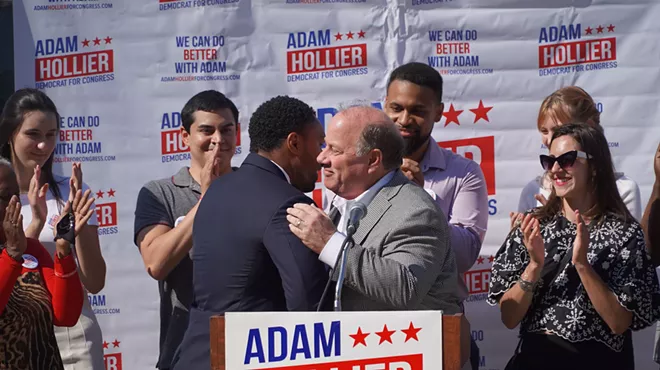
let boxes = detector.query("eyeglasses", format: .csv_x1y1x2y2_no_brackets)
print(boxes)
539,150,592,171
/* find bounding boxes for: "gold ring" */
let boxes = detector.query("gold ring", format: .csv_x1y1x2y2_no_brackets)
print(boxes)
296,219,301,227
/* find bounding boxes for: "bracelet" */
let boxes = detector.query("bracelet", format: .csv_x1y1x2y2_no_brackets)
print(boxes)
517,277,538,292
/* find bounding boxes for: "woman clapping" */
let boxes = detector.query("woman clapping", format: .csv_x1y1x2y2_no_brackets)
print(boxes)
0,160,90,369
489,123,660,370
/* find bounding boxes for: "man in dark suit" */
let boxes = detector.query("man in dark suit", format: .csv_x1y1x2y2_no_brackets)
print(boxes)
171,96,329,370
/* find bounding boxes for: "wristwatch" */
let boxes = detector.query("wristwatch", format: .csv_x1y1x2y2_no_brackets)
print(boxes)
518,277,538,292
54,213,76,244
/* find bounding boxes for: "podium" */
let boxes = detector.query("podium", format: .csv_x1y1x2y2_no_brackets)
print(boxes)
210,312,470,370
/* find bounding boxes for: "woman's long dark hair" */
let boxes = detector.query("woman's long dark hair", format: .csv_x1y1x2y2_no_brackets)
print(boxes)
0,88,64,203
533,122,632,223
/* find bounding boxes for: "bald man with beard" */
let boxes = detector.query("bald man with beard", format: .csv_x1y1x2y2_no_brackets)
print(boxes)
286,105,461,313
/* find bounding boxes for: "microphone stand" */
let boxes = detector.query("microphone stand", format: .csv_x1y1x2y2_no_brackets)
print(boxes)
333,223,358,311
316,203,365,312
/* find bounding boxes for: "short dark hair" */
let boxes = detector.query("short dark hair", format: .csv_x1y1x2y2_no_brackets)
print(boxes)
387,62,443,103
356,123,404,171
249,96,317,153
181,90,239,133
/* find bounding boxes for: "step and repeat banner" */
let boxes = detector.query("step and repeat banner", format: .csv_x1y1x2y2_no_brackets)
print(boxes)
12,0,660,369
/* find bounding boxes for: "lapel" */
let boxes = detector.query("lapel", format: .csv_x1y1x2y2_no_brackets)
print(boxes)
351,171,409,245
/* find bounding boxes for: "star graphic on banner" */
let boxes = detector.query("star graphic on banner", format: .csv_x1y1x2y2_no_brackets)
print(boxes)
584,27,593,35
596,25,604,34
93,37,101,45
82,39,90,47
469,100,493,123
346,31,354,40
335,32,343,41
607,24,615,32
96,190,104,199
102,341,109,349
104,36,113,44
358,30,366,38
108,188,116,197
401,322,422,342
349,327,370,347
112,339,120,348
488,255,495,263
477,256,485,264
443,104,463,126
375,325,395,344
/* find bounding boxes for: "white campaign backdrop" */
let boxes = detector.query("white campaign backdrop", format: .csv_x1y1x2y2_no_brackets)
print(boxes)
12,0,660,369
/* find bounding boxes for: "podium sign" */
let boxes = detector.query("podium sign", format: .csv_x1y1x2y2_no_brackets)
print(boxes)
225,311,444,370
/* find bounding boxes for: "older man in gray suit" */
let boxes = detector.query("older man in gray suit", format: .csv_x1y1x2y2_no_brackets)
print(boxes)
286,105,461,313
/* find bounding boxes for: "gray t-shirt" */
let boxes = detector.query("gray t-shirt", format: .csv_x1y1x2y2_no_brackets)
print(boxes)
133,167,201,370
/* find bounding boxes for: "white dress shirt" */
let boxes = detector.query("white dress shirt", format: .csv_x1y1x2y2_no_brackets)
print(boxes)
319,171,395,267
270,160,291,184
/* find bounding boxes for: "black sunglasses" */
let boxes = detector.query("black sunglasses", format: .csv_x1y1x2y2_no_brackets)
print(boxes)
539,150,591,171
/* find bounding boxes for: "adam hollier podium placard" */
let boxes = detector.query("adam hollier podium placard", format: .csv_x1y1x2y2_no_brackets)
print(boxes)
224,311,443,370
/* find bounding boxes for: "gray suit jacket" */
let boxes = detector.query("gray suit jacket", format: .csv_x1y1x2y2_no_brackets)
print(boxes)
331,170,461,314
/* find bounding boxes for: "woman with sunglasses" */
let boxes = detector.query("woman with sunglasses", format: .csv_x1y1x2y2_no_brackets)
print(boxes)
515,86,642,221
488,123,660,370
0,89,106,369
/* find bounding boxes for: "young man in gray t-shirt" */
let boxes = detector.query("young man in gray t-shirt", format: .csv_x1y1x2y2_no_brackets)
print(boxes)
133,90,238,370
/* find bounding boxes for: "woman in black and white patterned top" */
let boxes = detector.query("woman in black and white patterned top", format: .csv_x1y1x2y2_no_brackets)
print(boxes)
488,123,660,370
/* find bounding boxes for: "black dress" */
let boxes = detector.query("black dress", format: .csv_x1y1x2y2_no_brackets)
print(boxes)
488,212,660,370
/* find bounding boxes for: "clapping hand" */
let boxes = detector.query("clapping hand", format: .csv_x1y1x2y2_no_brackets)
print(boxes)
510,212,522,230
572,210,590,266
520,213,544,268
68,162,83,200
53,190,95,239
27,165,49,226
3,196,26,261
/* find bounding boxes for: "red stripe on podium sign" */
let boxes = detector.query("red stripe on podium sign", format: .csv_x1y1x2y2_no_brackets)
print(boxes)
258,354,423,370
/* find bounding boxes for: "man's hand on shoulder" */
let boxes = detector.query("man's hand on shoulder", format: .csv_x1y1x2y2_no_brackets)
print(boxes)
287,203,336,254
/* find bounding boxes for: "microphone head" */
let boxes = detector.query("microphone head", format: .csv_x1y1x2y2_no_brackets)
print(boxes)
348,202,367,223
346,202,367,235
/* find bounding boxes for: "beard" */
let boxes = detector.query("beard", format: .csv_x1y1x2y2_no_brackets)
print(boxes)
402,131,432,157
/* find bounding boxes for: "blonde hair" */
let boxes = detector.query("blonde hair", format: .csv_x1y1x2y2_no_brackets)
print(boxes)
537,86,602,132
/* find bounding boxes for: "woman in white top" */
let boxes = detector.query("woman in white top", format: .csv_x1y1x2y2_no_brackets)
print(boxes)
0,88,106,370
515,86,642,221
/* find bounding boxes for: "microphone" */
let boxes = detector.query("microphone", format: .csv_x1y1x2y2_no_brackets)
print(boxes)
334,201,367,311
346,202,367,236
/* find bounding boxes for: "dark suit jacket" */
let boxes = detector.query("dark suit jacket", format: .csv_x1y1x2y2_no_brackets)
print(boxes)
171,153,328,370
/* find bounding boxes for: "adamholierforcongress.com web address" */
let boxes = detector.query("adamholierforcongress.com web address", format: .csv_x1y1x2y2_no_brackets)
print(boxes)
54,155,116,163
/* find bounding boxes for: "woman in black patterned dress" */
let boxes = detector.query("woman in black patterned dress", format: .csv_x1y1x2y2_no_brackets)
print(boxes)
488,123,660,370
